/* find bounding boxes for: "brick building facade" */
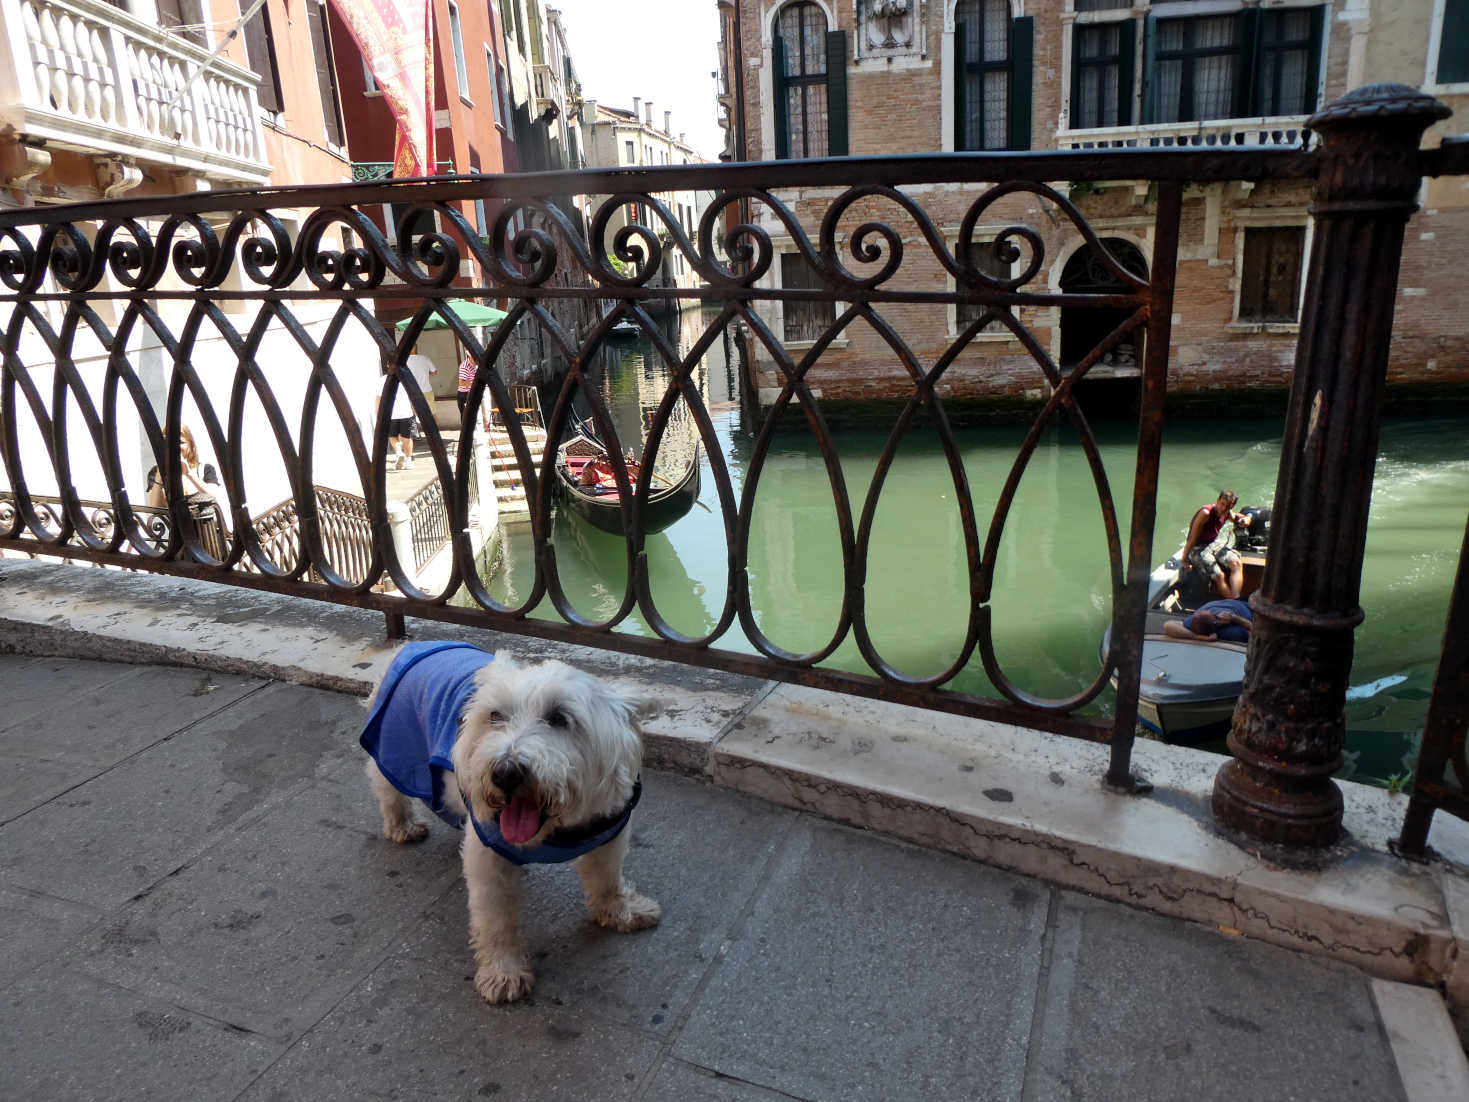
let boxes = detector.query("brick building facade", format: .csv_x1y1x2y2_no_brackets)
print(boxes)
714,0,1469,413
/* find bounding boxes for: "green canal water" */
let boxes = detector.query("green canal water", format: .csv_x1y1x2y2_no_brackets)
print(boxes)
483,308,1469,786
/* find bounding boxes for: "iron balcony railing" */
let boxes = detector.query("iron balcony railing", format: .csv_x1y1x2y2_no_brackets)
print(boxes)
1,108,1463,823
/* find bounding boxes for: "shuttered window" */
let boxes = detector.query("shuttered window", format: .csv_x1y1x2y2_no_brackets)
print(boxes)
1239,227,1305,323
239,0,284,113
305,1,345,146
956,241,1011,332
1143,5,1325,124
158,0,207,48
1072,21,1134,129
773,2,829,158
780,253,835,343
1438,0,1469,83
954,2,1032,150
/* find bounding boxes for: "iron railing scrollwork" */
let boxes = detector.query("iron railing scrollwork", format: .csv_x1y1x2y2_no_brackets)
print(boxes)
0,146,1350,792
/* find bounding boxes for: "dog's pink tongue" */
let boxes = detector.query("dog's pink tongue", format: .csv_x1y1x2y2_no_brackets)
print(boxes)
499,795,543,844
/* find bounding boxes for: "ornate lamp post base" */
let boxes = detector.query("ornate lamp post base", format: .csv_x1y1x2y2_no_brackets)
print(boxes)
1208,84,1450,851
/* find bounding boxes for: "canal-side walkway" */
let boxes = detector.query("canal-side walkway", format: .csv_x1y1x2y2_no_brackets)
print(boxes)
1,558,1467,1099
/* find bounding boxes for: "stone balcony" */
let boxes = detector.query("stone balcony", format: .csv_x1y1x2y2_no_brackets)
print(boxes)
0,0,270,186
532,62,561,116
1059,114,1313,151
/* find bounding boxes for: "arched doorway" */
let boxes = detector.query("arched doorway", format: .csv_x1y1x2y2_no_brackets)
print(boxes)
1059,238,1149,370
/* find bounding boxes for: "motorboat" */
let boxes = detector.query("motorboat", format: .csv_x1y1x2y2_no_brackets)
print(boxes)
1102,508,1270,743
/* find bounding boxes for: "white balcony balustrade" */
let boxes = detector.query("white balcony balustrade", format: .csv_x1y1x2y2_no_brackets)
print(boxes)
0,0,270,185
1060,116,1314,152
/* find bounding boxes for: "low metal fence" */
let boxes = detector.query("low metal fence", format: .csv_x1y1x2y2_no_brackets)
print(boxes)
1,84,1465,836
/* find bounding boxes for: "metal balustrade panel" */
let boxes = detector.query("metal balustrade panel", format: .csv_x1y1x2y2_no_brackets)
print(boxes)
0,151,1304,771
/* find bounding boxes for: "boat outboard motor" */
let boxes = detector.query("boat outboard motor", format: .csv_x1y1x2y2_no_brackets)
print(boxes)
1238,505,1271,550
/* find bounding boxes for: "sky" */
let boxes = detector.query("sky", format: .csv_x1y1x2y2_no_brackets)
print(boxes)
548,0,726,162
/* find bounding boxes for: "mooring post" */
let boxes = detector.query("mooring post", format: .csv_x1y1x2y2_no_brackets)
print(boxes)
1211,84,1451,850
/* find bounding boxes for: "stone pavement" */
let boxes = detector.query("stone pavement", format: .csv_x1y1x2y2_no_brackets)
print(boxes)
0,653,1460,1101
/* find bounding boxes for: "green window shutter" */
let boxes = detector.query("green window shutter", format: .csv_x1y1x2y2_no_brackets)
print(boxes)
1008,16,1033,150
1141,15,1157,123
1117,19,1136,126
773,33,789,160
954,20,968,150
1304,4,1326,110
1442,0,1469,82
826,29,849,156
1236,8,1259,119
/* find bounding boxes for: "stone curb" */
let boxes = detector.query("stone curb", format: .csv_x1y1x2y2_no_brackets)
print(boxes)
2,557,1466,1046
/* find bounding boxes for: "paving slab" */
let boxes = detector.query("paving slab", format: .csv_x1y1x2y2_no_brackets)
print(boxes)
1374,978,1469,1101
232,906,666,1102
0,963,283,1102
0,680,357,910
0,883,101,989
67,754,464,1040
511,772,798,1035
1025,890,1408,1102
0,663,262,766
672,816,1051,1102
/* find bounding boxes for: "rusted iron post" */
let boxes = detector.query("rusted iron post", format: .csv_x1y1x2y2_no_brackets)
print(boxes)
1395,507,1469,857
1212,84,1451,849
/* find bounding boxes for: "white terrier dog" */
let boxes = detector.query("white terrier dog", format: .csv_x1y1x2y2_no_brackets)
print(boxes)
361,642,659,1004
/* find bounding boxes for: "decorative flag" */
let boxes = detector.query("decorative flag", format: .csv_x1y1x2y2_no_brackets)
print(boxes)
328,0,436,176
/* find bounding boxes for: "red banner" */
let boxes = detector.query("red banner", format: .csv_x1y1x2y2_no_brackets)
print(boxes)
328,0,435,176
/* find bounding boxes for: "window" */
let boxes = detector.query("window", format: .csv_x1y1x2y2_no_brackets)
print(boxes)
1255,8,1321,117
780,252,835,343
158,0,207,48
239,0,284,113
625,139,635,162
486,48,502,126
773,2,848,158
1238,226,1305,323
1144,5,1324,124
1435,0,1469,84
447,1,470,100
1071,21,1133,129
305,1,345,146
497,65,512,133
387,204,438,255
956,241,1012,333
362,57,379,94
954,1,1031,150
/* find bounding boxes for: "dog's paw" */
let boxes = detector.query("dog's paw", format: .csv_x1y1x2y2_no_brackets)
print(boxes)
591,891,662,933
385,820,429,845
474,960,535,1004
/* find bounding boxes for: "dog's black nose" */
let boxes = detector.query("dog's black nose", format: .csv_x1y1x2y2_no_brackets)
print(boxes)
491,758,527,798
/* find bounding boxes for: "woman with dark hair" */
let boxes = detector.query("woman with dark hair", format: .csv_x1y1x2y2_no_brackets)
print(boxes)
1180,490,1246,600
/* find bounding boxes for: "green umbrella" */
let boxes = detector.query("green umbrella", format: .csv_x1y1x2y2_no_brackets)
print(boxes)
395,299,508,331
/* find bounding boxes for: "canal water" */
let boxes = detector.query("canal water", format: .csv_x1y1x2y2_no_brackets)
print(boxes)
485,306,1469,786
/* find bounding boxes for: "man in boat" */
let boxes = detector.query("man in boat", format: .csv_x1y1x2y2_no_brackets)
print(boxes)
1163,599,1253,643
1180,490,1249,600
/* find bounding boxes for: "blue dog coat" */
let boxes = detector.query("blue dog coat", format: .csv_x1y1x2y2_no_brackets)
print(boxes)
360,641,639,866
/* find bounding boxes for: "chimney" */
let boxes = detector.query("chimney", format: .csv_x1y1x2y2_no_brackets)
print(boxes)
632,96,640,120
679,132,686,146
583,99,598,126
664,110,672,133
645,100,654,126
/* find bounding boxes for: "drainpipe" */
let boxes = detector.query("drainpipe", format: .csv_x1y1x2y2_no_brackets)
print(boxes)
1211,84,1451,851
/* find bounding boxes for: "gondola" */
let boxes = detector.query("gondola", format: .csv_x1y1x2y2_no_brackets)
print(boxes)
553,430,702,536
1101,507,1271,744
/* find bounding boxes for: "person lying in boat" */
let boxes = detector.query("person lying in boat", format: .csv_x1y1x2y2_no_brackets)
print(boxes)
1181,490,1248,600
575,452,641,491
1162,599,1253,643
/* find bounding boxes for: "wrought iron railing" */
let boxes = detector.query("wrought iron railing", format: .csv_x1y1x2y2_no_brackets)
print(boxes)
2,94,1462,820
